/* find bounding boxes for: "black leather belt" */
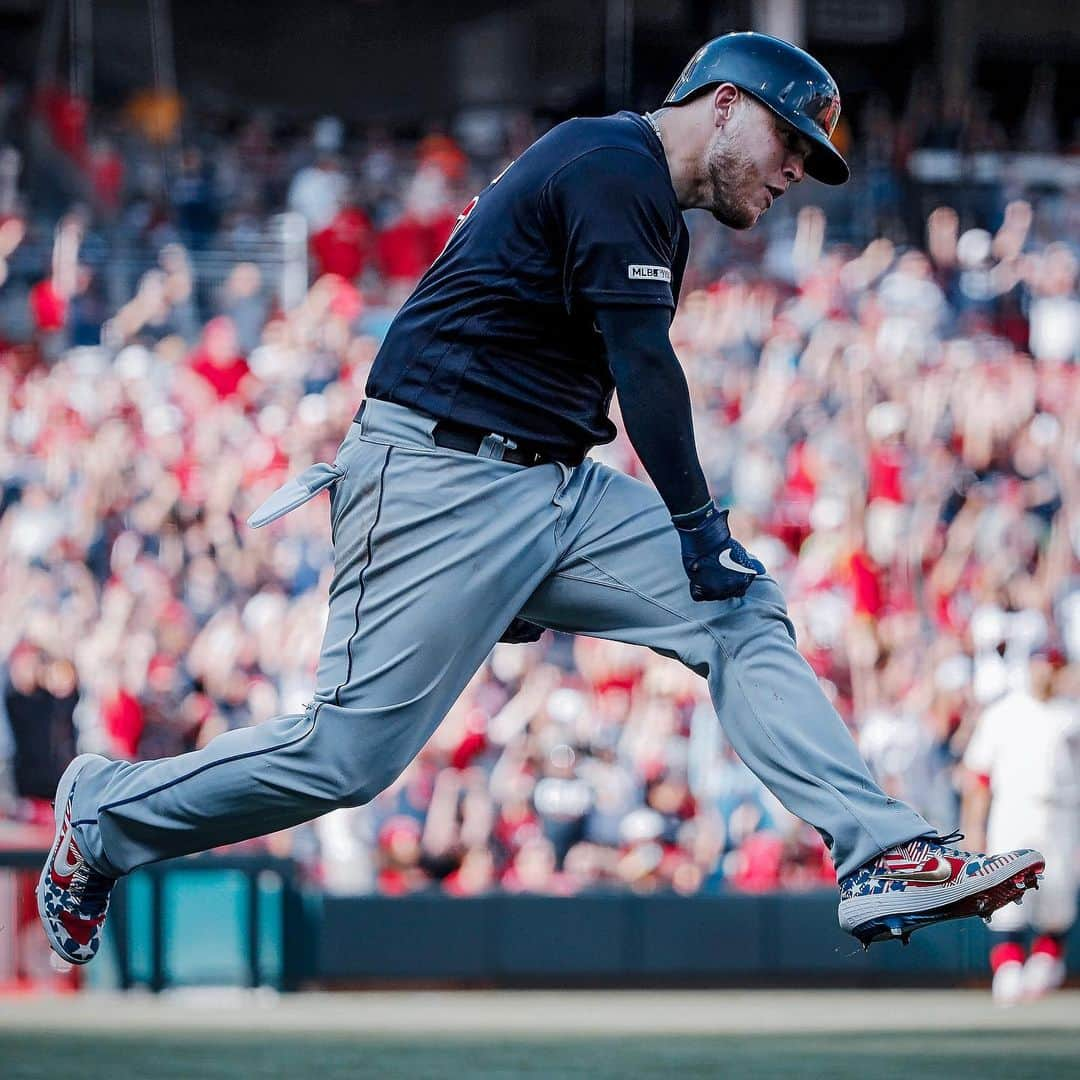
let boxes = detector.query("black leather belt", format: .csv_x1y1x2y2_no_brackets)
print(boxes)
353,401,582,467
431,420,552,467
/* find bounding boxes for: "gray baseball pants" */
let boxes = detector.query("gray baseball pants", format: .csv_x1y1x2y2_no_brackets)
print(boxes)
70,398,932,881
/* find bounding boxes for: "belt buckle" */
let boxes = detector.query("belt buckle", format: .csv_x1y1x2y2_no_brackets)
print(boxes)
478,432,517,461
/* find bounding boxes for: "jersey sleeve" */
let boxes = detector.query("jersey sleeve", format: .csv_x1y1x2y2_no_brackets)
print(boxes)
543,147,679,310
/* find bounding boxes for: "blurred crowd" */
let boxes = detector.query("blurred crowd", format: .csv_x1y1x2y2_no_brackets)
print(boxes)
0,78,1078,899
0,59,1076,298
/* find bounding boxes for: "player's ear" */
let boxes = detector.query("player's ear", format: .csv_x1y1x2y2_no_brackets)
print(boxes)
712,83,738,127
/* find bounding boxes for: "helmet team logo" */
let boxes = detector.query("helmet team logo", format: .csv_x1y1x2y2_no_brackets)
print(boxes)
628,264,671,282
815,94,842,139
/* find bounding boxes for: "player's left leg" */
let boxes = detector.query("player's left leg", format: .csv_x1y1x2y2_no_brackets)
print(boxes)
522,463,1043,944
37,402,576,963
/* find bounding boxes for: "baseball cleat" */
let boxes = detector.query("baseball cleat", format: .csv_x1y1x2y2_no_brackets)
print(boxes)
37,754,116,965
837,832,1044,949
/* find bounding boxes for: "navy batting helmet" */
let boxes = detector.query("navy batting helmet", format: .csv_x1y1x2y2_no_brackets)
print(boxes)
664,31,849,185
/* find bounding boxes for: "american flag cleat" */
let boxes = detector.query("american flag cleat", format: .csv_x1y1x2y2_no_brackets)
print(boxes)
36,754,116,965
838,832,1044,949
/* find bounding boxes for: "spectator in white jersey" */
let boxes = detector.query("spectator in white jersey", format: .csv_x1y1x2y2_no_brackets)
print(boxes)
962,657,1080,1004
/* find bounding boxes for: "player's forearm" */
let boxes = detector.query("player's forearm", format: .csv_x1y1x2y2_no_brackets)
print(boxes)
596,306,710,517
611,346,711,515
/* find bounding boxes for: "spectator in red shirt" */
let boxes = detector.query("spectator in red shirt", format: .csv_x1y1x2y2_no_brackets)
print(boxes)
101,685,144,759
36,84,88,164
311,203,373,282
28,278,67,334
88,136,124,217
187,316,252,402
28,212,82,362
376,164,458,290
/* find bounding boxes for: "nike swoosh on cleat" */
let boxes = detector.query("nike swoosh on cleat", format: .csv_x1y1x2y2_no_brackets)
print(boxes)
875,856,953,884
718,550,758,575
52,815,81,878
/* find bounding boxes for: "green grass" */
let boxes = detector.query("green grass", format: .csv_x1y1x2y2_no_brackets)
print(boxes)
2,1030,1079,1080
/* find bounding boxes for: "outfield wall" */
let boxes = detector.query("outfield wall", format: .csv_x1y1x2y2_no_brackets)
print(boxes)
5,852,1077,991
313,890,1069,988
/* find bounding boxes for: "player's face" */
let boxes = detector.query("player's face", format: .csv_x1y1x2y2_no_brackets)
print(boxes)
704,96,811,229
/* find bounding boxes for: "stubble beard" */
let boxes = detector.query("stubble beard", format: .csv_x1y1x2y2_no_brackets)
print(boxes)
705,136,759,230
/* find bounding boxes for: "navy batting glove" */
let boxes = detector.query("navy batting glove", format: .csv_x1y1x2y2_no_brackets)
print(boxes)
499,616,545,644
672,501,765,602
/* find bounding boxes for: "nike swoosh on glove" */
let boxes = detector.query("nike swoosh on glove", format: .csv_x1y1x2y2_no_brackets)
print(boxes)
499,616,545,644
673,501,766,602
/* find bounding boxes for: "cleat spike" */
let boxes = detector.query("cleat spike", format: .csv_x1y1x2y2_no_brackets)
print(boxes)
983,916,993,926
901,933,911,946
1014,896,1024,905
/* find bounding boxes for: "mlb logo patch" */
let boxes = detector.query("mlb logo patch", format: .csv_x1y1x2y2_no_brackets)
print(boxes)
628,264,671,282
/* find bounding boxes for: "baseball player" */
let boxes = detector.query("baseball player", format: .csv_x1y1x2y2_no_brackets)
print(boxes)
962,658,1079,1003
40,33,1042,965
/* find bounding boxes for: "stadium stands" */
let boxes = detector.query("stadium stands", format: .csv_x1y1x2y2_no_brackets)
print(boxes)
1,85,1076,901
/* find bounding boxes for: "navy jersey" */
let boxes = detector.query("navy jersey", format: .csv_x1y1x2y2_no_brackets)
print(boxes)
365,111,689,459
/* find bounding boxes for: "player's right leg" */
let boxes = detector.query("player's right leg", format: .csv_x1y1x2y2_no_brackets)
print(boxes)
41,401,569,963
